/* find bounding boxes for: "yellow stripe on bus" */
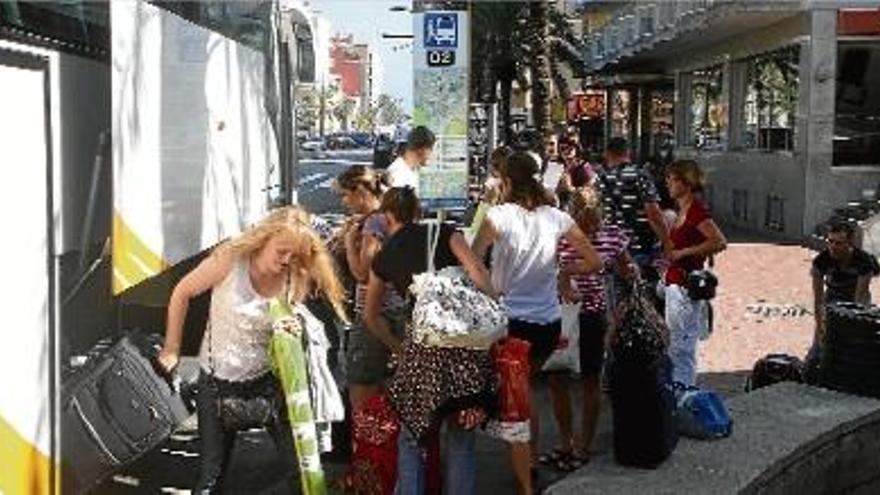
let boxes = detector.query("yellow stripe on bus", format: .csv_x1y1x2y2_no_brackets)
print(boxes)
112,210,168,294
0,414,54,495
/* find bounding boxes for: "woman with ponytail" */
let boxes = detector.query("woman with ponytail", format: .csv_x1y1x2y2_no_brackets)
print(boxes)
332,165,405,410
472,151,602,495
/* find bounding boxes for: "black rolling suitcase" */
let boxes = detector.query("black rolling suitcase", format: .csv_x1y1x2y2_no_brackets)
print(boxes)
820,302,880,398
609,354,678,468
61,333,191,494
609,279,678,468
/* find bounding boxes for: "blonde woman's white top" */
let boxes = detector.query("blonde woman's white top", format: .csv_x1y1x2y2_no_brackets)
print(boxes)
487,203,575,323
199,258,274,382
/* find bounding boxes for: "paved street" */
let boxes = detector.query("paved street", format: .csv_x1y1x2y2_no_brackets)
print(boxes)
93,221,850,494
295,149,373,215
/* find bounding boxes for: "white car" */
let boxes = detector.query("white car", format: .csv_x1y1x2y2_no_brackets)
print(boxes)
301,139,325,152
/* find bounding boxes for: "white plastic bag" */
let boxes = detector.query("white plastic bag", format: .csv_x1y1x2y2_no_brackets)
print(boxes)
542,303,581,373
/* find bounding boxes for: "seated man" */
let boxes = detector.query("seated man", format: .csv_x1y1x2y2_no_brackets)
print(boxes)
809,221,880,361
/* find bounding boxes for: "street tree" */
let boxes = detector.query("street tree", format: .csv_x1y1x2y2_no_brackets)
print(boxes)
376,94,407,126
471,0,585,142
295,84,320,133
332,97,357,131
355,104,379,131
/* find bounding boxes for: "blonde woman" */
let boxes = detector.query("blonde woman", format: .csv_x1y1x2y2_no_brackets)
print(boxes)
158,206,347,493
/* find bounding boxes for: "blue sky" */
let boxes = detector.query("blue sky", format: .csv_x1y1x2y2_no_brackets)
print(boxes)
311,0,414,111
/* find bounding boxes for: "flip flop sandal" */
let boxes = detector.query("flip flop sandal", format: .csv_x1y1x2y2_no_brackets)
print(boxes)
554,454,578,472
569,449,591,468
538,447,569,465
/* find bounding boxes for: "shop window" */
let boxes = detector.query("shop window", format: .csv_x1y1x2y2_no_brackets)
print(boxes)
650,88,675,161
765,195,786,232
610,89,632,142
834,41,880,167
689,66,725,150
743,45,799,151
732,189,749,223
0,1,109,57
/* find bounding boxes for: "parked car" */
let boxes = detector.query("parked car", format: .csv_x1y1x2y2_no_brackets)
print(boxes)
326,135,357,150
349,132,374,148
301,139,325,152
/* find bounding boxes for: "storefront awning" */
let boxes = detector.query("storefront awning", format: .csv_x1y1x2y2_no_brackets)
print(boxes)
584,1,802,74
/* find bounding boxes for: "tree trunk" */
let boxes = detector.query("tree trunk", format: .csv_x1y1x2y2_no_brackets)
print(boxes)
499,76,513,145
529,0,552,137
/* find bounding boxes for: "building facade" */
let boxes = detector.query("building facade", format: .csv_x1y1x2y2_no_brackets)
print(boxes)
329,34,376,113
580,1,880,241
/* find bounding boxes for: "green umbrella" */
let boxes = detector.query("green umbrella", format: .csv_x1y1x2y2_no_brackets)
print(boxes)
268,299,326,495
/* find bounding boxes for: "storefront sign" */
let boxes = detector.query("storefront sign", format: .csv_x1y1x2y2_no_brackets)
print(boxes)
838,9,880,36
413,8,470,210
567,92,606,121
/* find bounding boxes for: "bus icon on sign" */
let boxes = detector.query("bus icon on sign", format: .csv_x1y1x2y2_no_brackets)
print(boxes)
424,13,457,48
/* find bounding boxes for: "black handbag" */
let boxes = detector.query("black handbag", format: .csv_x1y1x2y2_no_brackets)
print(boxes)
612,277,668,365
685,269,718,301
208,372,281,432
205,322,283,432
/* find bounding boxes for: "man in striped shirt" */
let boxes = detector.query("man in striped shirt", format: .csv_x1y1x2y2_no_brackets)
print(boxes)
593,137,671,302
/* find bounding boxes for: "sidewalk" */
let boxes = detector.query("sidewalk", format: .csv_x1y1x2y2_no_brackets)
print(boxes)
94,241,857,494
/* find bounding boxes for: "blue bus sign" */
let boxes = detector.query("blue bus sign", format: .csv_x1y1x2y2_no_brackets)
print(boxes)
424,13,458,48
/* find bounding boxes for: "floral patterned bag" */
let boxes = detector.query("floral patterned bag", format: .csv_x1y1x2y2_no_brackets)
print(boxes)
409,220,507,350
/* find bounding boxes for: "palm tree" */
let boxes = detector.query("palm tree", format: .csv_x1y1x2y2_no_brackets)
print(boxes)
471,0,585,142
528,0,552,137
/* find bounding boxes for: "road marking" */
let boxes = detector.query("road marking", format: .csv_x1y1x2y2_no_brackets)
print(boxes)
299,159,373,166
316,177,336,189
298,173,328,187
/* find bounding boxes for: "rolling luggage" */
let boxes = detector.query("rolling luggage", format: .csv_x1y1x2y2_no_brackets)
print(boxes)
820,302,880,398
609,355,678,468
61,332,191,494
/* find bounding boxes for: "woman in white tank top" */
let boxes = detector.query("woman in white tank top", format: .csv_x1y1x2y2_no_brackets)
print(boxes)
158,206,347,493
472,151,601,495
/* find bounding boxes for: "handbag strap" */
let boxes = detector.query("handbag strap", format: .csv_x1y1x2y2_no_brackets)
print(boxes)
424,219,441,274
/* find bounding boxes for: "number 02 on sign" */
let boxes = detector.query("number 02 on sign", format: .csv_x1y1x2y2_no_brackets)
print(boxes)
427,50,455,67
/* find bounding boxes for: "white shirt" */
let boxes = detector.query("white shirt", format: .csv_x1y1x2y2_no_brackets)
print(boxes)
486,203,575,323
199,259,272,381
386,156,420,193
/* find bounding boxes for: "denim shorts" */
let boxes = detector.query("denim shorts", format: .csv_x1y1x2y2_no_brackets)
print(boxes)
346,309,407,385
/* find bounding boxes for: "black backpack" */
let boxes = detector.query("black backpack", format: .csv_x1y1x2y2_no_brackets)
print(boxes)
745,353,804,392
